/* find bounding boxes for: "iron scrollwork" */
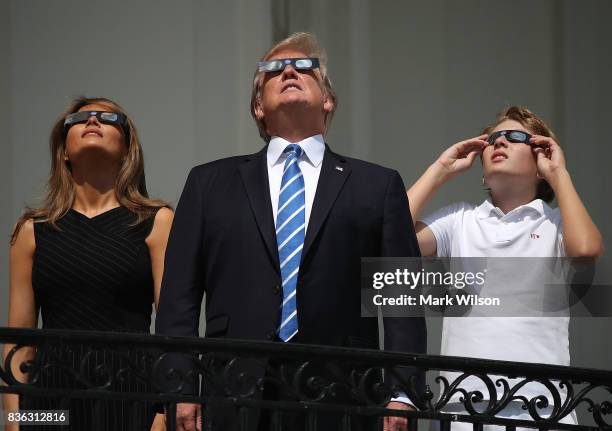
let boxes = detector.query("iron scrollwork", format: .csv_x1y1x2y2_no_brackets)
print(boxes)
0,328,610,429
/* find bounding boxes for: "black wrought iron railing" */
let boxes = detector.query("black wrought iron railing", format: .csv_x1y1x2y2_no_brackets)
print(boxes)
0,327,610,430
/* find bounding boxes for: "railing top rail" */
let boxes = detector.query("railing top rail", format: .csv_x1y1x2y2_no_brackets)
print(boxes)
1,327,610,384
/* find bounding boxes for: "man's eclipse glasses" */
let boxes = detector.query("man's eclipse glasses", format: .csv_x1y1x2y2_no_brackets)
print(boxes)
487,130,545,147
258,57,320,73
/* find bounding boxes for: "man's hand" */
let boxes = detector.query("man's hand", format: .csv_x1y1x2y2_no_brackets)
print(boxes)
384,401,415,431
176,403,202,431
530,135,567,186
435,135,488,178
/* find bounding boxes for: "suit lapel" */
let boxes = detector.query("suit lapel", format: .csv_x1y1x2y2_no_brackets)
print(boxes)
239,147,280,273
302,146,351,260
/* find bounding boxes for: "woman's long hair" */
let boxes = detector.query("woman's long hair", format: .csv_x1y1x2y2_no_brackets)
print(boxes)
11,96,170,244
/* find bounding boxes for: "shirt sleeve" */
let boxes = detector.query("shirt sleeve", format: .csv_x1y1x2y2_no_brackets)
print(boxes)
419,202,469,258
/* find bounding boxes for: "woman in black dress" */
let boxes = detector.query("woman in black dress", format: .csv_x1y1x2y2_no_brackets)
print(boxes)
3,97,172,430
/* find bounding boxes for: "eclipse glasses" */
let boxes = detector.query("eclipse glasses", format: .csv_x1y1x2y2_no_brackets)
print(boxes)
64,111,130,140
258,57,320,73
487,130,543,147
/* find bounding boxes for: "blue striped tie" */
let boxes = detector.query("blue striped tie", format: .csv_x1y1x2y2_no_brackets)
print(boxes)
276,144,305,342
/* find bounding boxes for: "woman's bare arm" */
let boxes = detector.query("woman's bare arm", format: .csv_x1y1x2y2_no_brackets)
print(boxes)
3,220,38,430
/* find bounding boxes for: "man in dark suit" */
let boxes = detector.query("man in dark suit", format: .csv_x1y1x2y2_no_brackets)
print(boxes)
156,32,426,431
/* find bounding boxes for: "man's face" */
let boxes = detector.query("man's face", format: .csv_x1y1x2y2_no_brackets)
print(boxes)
254,49,333,123
482,119,539,188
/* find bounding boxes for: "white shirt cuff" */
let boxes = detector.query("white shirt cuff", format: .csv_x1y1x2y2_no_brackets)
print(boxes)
391,392,417,410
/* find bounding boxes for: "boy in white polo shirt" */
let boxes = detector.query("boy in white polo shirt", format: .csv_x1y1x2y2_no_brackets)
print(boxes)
407,106,603,429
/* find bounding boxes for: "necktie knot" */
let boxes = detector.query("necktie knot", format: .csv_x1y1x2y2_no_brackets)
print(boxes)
284,144,303,159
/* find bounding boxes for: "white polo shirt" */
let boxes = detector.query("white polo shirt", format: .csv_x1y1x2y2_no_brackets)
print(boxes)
420,199,570,401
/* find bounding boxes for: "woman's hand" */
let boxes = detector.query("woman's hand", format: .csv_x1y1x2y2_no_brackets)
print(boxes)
435,134,488,179
530,135,567,185
150,413,166,431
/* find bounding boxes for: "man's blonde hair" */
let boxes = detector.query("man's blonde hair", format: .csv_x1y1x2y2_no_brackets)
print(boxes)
250,32,338,142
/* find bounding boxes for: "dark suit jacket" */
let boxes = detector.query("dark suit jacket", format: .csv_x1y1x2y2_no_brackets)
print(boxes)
155,144,426,423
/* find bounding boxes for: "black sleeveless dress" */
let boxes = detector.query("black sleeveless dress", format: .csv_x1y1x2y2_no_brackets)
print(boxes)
21,207,158,430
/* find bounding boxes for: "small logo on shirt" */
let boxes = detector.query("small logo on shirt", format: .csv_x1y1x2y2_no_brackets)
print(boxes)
335,166,344,172
530,233,541,239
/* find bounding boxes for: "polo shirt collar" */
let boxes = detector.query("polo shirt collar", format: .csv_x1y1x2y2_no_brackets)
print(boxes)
267,134,325,168
476,198,547,219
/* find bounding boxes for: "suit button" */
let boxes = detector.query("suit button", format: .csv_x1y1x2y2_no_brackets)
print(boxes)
274,284,281,295
267,331,276,340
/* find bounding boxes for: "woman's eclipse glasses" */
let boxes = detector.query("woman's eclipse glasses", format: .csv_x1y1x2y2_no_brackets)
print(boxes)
64,111,130,142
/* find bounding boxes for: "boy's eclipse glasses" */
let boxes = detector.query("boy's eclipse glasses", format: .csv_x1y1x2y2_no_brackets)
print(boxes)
258,57,320,73
487,130,544,147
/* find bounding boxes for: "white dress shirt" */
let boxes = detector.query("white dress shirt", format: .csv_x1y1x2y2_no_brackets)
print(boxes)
267,134,325,230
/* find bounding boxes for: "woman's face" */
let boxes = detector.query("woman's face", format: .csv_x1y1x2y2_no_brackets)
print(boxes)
482,119,539,190
64,103,128,166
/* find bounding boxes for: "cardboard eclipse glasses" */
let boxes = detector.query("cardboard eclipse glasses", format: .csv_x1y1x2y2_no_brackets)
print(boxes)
258,57,320,73
64,111,130,142
487,130,545,148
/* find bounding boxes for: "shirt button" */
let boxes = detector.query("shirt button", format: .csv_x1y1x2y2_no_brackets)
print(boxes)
274,284,281,295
